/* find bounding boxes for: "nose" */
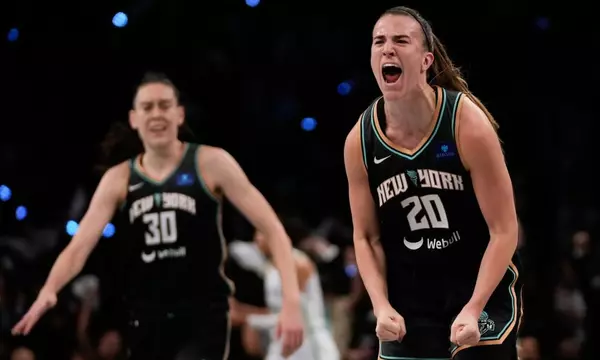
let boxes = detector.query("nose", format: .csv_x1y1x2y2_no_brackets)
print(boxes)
149,106,163,118
382,41,395,57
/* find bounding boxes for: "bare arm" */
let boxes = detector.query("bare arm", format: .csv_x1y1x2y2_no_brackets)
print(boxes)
344,123,389,315
42,163,128,294
200,147,301,305
295,252,315,291
241,324,266,357
457,98,519,313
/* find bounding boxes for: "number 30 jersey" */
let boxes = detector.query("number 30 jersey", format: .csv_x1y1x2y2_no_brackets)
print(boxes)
119,143,233,312
360,87,491,318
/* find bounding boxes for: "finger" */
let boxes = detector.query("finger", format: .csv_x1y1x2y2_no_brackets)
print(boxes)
12,313,31,335
295,328,304,349
285,330,299,355
23,313,40,335
283,330,301,357
376,327,399,340
397,326,407,341
450,328,457,344
281,336,294,357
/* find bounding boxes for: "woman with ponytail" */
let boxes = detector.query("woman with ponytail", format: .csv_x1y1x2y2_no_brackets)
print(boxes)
344,7,521,360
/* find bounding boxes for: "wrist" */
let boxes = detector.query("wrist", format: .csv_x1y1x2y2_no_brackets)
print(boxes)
40,285,57,295
283,294,301,308
464,299,485,315
373,299,391,317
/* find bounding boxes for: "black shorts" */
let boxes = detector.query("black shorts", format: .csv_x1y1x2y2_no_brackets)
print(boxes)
126,306,230,360
380,262,523,360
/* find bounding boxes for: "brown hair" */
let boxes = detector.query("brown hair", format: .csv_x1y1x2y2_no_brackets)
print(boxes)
380,6,499,131
95,71,195,173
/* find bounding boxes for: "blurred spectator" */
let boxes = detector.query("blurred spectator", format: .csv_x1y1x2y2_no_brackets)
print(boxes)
554,260,586,359
518,336,541,360
10,346,35,360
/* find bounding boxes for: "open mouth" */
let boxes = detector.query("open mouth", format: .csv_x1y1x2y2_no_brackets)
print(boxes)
149,123,167,133
382,64,402,84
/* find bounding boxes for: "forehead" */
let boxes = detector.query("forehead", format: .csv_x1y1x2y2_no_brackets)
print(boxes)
136,83,176,102
373,14,422,38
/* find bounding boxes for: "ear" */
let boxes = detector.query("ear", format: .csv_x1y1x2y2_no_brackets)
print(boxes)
422,51,434,72
128,109,137,129
176,106,185,126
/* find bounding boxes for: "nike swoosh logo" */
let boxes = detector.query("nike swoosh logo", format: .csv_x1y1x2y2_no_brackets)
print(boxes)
374,155,391,164
129,182,144,192
141,251,156,263
403,237,424,250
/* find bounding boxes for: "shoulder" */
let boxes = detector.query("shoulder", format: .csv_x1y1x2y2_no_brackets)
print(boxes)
102,160,130,183
196,145,235,165
457,96,495,136
195,145,247,193
95,161,130,201
456,96,502,170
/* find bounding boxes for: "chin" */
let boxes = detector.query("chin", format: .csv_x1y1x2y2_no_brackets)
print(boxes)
380,82,407,100
145,136,174,149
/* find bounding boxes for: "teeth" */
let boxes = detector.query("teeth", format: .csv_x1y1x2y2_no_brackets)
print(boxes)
383,63,400,68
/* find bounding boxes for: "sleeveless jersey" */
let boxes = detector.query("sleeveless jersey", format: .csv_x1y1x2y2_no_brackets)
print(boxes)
119,142,233,312
360,87,493,318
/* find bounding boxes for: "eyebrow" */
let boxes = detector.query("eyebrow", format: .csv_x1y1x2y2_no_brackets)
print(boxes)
373,34,411,41
140,99,174,106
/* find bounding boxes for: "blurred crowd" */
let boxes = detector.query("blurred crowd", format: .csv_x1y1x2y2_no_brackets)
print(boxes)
1,211,599,360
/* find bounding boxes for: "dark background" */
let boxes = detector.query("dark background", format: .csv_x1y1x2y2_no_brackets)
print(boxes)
1,0,599,359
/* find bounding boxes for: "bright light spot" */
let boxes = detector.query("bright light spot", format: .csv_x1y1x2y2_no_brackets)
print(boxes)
66,220,79,236
15,206,27,221
103,223,116,238
7,28,19,42
301,117,317,131
112,12,128,28
0,185,11,201
337,81,353,96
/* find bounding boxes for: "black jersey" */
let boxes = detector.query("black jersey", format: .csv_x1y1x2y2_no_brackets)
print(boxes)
119,143,233,312
360,87,492,317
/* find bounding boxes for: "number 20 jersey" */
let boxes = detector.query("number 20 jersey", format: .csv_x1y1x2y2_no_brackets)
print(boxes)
360,87,490,317
119,143,233,312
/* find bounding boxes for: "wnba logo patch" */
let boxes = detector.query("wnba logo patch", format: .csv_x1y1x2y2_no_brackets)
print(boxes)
436,142,456,159
176,173,194,186
478,311,496,336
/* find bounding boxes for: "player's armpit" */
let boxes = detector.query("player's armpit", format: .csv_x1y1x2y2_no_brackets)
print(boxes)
456,97,518,311
344,122,388,314
44,162,128,294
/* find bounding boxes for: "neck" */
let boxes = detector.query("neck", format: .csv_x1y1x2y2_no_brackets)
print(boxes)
142,141,184,171
384,84,436,134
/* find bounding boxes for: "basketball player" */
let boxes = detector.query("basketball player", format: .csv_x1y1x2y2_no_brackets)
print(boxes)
231,230,339,360
12,72,304,359
344,7,522,360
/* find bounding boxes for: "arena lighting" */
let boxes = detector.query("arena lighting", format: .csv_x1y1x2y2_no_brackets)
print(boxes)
7,28,19,42
112,12,128,28
15,206,27,221
0,185,12,201
103,223,115,238
535,17,550,30
245,0,260,7
66,220,79,236
301,117,317,131
337,81,353,96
